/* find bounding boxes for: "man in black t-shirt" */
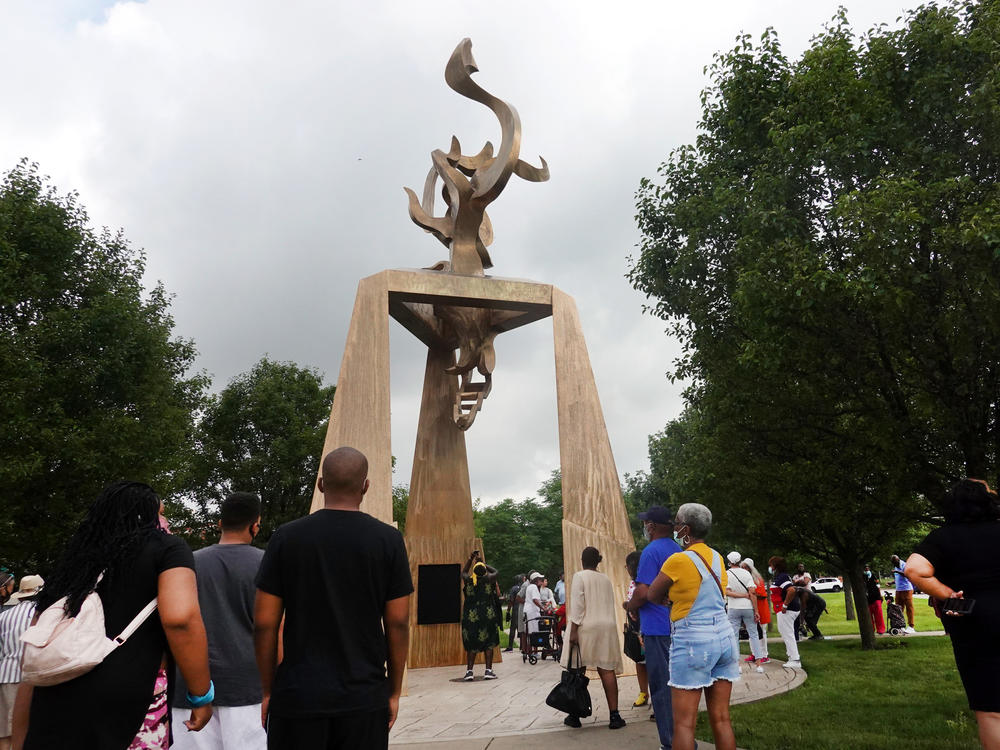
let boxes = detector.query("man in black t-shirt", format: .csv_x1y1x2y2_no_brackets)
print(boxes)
254,447,413,750
172,492,266,750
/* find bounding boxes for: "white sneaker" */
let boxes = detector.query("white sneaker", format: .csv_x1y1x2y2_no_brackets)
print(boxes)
904,626,916,634
783,660,802,670
755,665,765,674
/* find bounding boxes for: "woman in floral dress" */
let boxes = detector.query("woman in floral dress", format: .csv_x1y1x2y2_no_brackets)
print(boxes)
460,551,500,681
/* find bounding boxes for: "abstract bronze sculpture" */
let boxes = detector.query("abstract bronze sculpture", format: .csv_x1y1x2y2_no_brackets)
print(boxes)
405,38,549,430
404,38,549,277
313,40,635,671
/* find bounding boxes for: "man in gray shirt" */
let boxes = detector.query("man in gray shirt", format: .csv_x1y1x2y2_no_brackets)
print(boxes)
172,492,266,749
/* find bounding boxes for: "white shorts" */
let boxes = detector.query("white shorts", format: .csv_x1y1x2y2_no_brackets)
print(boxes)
0,682,18,737
171,704,266,750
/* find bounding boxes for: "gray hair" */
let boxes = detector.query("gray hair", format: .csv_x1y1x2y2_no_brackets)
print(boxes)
674,503,712,539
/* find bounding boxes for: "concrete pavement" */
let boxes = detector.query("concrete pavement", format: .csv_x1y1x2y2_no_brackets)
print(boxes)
390,649,805,749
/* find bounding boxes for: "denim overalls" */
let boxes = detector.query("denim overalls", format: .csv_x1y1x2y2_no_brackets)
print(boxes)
668,549,741,689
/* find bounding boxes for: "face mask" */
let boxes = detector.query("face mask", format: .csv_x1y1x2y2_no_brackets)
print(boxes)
865,570,872,579
642,524,651,541
767,566,774,576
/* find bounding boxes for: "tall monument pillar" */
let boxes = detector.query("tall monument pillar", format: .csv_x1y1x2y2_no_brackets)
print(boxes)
313,39,636,670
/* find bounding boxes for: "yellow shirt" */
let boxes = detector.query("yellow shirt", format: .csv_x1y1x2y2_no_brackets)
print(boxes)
660,543,728,621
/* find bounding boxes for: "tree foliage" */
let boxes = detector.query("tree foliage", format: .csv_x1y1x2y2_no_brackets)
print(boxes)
475,471,565,587
184,358,335,546
0,161,208,572
629,2,1000,646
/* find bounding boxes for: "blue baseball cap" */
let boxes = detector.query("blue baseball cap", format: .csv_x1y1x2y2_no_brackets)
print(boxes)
638,506,674,525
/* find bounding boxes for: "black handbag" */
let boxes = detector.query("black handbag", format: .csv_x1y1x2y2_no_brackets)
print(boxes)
623,628,644,662
545,644,592,717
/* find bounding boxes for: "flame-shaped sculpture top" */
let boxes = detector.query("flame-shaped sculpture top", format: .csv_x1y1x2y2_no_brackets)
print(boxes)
405,39,549,276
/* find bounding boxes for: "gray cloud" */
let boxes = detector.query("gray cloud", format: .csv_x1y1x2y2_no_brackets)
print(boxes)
0,0,918,502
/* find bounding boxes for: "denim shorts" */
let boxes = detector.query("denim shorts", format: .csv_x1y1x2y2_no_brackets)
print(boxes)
668,613,741,689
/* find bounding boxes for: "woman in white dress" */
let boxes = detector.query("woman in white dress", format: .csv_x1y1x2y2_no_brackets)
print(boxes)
561,546,625,730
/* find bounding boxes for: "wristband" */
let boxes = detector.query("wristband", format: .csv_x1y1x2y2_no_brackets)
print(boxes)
187,680,215,707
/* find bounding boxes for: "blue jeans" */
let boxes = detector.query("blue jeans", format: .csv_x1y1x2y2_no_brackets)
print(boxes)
644,634,673,749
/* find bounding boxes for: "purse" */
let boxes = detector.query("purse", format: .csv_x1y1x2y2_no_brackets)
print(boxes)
545,643,592,717
21,586,158,687
623,627,644,662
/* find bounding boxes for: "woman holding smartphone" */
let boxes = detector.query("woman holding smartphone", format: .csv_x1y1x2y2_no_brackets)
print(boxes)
905,479,1000,750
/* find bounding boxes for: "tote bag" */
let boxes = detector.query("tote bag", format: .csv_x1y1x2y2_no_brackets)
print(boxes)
544,644,592,717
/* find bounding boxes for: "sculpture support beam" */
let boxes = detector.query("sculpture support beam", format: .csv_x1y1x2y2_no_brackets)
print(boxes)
404,348,501,668
311,273,392,521
312,270,635,670
552,288,635,651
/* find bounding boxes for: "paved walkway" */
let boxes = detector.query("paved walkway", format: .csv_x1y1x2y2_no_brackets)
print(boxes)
390,651,805,749
389,629,949,748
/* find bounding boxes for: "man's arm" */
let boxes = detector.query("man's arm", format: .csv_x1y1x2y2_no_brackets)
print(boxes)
625,582,648,613
384,594,410,731
254,590,284,730
782,584,798,608
646,572,674,604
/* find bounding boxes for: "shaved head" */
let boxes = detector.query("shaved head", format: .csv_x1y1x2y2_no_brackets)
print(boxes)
320,447,369,499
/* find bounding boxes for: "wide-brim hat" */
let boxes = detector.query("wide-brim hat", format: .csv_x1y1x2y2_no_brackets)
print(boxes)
9,574,43,602
638,505,674,525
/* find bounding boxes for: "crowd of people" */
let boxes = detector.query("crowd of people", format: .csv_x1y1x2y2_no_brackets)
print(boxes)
3,447,412,750
0,458,995,750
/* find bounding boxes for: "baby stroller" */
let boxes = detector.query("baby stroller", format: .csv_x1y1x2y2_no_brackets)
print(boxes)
884,591,907,635
522,614,561,664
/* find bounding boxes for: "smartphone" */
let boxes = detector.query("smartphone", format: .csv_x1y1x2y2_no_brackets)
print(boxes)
944,597,975,614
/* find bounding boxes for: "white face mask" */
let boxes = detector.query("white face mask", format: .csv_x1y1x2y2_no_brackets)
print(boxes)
642,523,651,541
768,566,774,576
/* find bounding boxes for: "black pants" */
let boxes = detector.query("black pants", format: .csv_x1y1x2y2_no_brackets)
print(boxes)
267,708,389,750
507,608,519,647
804,602,825,637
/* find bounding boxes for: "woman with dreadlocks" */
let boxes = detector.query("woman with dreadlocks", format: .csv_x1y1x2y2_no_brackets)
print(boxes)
13,481,212,750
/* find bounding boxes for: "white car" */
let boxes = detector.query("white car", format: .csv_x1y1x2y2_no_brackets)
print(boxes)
810,577,842,593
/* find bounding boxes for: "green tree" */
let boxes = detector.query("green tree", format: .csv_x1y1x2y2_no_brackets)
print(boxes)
475,471,564,587
629,2,1000,647
187,358,335,545
392,482,409,535
0,161,208,572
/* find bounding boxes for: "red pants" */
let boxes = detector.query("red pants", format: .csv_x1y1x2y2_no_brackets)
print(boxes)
868,600,885,634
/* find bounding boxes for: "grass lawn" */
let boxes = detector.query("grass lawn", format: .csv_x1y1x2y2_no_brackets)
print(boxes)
798,590,942,636
705,636,978,749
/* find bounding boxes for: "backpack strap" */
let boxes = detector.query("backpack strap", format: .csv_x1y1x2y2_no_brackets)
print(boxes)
112,599,158,646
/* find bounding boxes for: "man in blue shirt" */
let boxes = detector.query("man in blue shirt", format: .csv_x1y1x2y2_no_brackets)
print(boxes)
554,572,566,606
625,505,682,750
891,554,916,633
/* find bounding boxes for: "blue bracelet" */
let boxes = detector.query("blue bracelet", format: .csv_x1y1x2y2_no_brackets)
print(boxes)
187,680,214,707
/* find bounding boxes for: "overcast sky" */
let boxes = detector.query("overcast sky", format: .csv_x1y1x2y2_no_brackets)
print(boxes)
1,0,919,504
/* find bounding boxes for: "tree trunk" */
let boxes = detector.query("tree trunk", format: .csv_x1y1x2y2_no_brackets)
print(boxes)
843,575,855,620
846,567,877,650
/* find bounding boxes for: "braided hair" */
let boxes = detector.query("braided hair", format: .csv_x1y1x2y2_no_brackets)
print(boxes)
36,481,164,617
